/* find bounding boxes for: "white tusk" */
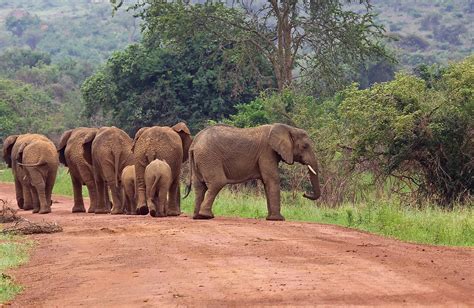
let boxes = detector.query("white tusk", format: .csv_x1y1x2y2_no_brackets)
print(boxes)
307,165,317,175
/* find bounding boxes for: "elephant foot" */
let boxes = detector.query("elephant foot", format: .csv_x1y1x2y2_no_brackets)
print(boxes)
32,208,40,214
137,205,149,216
17,199,24,209
72,206,86,213
87,207,96,213
111,208,124,215
23,205,34,211
39,208,51,214
95,208,110,214
167,210,181,217
193,213,215,220
153,211,167,218
266,214,285,221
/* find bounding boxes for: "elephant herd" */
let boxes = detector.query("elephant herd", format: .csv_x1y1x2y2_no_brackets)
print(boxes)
2,123,321,221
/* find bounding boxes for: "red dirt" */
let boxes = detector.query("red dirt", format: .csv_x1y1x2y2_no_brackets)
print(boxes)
1,183,473,307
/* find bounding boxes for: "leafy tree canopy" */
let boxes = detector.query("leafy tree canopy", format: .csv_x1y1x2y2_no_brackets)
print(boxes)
82,5,274,133
114,0,388,92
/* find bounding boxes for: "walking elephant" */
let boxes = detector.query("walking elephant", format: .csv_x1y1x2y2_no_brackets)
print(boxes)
83,126,134,214
132,122,192,216
145,159,172,217
17,139,59,214
3,134,51,210
185,124,321,221
58,127,99,213
121,165,136,215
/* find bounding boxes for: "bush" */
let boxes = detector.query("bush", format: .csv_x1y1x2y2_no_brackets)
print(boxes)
226,55,474,206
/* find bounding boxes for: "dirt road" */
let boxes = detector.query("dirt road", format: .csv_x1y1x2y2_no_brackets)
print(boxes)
1,183,473,307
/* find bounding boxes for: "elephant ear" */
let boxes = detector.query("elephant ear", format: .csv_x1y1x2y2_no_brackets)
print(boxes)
2,135,19,168
57,129,73,166
269,124,294,164
172,122,192,162
82,131,97,166
131,127,149,152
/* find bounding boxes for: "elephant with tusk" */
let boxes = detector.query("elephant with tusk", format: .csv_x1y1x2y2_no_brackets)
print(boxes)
184,123,321,221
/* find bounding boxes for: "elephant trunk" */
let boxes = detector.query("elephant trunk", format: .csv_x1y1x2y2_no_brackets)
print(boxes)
303,162,321,201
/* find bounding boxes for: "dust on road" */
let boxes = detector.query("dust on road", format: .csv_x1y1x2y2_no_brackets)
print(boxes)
1,183,473,307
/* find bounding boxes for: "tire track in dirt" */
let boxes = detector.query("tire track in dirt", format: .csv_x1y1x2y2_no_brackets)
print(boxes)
1,183,473,307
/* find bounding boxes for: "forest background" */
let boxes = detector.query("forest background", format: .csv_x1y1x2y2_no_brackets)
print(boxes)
0,0,472,208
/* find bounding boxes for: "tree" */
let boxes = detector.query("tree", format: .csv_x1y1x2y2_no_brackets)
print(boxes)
113,0,387,91
81,27,272,133
5,10,41,37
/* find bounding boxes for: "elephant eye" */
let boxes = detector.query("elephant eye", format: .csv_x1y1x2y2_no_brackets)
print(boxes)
302,143,309,149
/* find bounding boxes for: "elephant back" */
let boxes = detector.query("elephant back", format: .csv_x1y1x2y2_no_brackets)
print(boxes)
20,139,59,166
133,126,183,176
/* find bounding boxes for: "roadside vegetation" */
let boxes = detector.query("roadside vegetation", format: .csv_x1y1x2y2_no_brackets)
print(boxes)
0,234,32,303
1,168,472,246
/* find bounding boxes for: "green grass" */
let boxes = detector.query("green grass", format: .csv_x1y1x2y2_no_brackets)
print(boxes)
181,189,474,247
0,235,32,303
1,167,473,246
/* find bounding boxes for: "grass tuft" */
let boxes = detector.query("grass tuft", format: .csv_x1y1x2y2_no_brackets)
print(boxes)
0,234,32,303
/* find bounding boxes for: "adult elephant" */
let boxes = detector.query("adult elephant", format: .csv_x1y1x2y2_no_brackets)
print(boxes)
83,126,134,214
58,127,99,213
133,122,192,216
17,139,59,214
185,124,321,221
3,134,50,210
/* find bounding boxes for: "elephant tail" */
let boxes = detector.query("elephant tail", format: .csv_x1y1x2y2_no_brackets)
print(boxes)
17,161,46,167
150,175,160,199
114,153,121,188
183,150,193,199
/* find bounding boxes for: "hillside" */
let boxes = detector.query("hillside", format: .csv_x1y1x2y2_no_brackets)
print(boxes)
0,0,471,68
372,0,473,66
0,0,139,64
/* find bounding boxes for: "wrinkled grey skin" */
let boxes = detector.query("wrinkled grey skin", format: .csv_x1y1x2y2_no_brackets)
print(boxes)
145,159,172,217
121,165,137,215
17,139,59,214
3,134,50,210
58,127,100,213
83,126,134,215
186,124,321,221
132,122,192,216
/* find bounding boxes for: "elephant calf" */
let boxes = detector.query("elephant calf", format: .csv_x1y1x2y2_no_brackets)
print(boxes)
121,165,136,215
145,159,172,217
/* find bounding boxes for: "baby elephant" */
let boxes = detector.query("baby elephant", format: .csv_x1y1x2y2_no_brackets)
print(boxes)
121,165,136,215
145,159,172,217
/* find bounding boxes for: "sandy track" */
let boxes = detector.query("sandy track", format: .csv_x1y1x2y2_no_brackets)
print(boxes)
1,183,473,307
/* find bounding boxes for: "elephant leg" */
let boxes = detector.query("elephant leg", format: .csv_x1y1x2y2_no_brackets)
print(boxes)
14,176,24,209
157,183,168,217
195,182,224,220
110,183,124,215
146,179,157,217
85,181,98,213
262,174,284,221
167,178,181,216
46,169,57,210
94,176,109,214
192,181,207,218
71,174,86,213
28,170,50,214
30,184,40,213
105,185,113,212
22,183,34,211
135,162,147,215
